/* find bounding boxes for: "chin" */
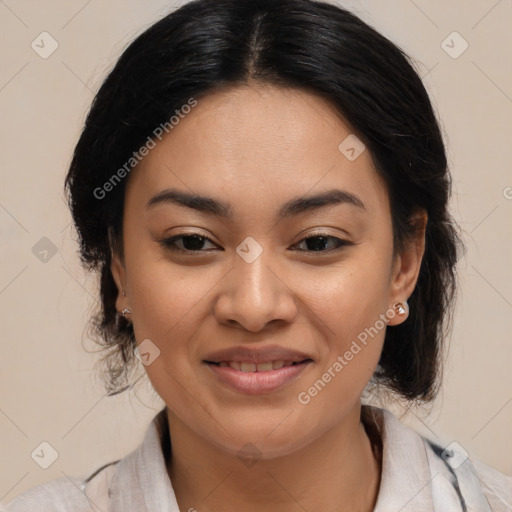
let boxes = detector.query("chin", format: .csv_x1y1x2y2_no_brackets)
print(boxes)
202,407,325,460
213,428,316,462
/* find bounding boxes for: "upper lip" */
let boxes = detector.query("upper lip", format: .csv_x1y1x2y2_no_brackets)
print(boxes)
203,344,314,364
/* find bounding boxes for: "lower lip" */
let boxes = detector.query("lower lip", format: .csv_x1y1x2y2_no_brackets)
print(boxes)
205,361,312,395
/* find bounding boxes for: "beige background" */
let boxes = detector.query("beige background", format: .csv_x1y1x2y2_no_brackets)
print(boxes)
1,0,511,503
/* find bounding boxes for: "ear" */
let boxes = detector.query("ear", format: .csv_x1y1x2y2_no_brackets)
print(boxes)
108,228,129,314
387,210,427,326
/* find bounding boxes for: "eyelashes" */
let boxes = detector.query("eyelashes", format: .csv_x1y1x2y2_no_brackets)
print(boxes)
293,234,351,252
161,234,217,253
160,232,353,255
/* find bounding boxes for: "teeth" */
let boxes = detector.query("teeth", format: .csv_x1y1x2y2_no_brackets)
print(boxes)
272,360,285,370
240,362,257,372
217,360,301,371
256,362,273,372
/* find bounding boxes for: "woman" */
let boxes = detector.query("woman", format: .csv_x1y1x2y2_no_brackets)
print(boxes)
5,0,511,510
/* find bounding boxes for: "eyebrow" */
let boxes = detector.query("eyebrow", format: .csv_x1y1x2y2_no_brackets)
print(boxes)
146,187,365,219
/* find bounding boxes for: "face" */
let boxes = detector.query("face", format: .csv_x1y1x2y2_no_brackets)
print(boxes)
111,83,425,459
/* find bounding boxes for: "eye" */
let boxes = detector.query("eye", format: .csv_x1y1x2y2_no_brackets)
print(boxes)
161,233,219,253
291,233,351,253
160,232,352,255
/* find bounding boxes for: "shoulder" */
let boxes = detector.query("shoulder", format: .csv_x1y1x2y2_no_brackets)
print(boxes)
472,457,512,511
3,408,169,512
3,462,118,512
363,405,512,510
423,436,512,511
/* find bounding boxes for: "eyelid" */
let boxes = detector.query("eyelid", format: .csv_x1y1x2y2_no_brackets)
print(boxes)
160,231,219,253
290,232,352,253
160,230,352,254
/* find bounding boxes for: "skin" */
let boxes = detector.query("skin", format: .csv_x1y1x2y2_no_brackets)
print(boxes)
111,83,427,512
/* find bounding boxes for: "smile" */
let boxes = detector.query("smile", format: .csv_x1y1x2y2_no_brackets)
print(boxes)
204,359,313,394
210,360,305,372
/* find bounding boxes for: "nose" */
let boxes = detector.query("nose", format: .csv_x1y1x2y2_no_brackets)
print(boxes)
213,244,298,332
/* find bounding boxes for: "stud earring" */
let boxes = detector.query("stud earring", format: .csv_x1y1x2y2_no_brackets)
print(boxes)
121,308,132,317
394,302,408,316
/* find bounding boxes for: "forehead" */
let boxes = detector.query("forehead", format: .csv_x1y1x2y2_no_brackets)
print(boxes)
126,84,389,217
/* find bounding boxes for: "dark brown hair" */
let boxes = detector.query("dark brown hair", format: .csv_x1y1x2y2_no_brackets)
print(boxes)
65,0,462,401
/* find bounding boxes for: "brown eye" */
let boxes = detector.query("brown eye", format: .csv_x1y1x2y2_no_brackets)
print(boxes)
161,234,219,253
292,234,351,253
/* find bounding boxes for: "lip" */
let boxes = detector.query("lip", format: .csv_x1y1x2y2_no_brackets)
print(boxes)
203,344,314,395
206,360,312,394
203,344,313,364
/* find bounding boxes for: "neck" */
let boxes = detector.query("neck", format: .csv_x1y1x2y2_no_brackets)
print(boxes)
166,403,382,512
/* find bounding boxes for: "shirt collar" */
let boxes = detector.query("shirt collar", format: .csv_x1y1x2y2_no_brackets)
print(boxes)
108,405,441,512
109,407,180,512
363,405,435,511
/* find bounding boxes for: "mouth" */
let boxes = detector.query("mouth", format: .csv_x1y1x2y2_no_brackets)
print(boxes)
205,360,311,372
202,345,314,394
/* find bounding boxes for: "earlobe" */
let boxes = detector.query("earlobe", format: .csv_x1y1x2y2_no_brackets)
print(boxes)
393,301,408,316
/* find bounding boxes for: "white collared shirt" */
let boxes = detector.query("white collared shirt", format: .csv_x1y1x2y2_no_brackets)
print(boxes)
4,405,511,511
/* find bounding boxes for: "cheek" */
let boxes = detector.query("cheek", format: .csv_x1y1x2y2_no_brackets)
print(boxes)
309,248,392,341
118,224,215,380
290,270,390,443
122,224,210,335
125,259,214,417
299,250,392,391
